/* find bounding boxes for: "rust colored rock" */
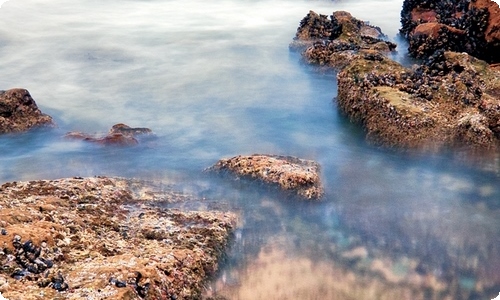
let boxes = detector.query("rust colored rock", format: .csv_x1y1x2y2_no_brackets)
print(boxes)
336,50,500,150
400,0,500,63
207,154,324,200
64,123,153,146
0,88,54,134
289,11,396,69
0,177,237,299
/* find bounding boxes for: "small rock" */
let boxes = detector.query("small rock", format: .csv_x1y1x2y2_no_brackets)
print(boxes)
0,88,54,134
207,154,324,200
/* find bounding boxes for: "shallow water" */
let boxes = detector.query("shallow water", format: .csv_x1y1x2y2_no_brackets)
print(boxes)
0,0,499,299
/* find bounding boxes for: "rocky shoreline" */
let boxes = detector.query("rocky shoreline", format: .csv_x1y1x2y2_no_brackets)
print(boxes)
291,0,500,152
1,0,500,299
0,177,237,299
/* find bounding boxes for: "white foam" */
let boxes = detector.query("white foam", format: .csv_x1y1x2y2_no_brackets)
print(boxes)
492,292,500,300
0,1,9,8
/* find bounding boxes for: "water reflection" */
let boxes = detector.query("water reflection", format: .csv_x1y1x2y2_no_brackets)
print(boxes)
200,157,500,299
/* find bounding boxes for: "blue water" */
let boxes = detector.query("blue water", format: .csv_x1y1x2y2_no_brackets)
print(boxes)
0,0,499,299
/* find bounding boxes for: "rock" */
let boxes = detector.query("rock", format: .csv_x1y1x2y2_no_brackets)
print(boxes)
290,11,396,69
65,123,154,146
400,0,500,63
0,88,54,134
336,50,500,150
0,177,237,299
108,123,153,137
207,154,324,200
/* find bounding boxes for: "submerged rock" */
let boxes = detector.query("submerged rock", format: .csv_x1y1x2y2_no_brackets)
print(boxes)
290,11,396,69
207,154,323,200
337,50,500,150
0,177,236,299
0,88,54,134
65,123,154,146
400,0,500,63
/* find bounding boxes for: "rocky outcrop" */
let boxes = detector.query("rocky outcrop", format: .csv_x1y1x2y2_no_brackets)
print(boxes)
65,123,154,146
290,11,396,69
336,50,500,150
400,0,500,63
0,177,236,299
0,89,54,134
207,154,323,200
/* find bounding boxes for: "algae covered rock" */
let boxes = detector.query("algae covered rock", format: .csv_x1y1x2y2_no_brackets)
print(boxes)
0,88,54,134
290,11,396,69
207,154,323,200
337,50,500,150
0,177,236,299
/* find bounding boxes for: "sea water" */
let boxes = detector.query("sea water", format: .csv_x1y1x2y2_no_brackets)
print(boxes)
0,0,499,299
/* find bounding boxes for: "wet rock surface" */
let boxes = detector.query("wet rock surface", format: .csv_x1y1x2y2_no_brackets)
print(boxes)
0,177,236,299
289,11,396,69
400,0,500,63
65,123,154,146
0,89,54,134
337,50,500,150
207,154,323,200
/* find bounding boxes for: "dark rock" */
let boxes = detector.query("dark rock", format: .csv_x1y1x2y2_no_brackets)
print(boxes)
400,0,500,63
0,88,54,134
207,154,324,200
290,11,396,69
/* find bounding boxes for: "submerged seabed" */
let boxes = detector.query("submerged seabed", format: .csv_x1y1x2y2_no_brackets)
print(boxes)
0,0,499,299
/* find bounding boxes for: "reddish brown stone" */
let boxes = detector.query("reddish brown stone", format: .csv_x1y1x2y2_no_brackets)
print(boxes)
0,88,54,134
65,123,153,146
413,23,464,39
411,8,438,22
472,0,500,43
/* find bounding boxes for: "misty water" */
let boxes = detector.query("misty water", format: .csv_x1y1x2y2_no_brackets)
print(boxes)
0,0,499,299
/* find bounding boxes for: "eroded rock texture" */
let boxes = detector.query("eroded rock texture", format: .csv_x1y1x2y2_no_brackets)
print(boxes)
0,177,236,299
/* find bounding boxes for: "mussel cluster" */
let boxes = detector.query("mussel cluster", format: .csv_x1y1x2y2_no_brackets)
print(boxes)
400,0,496,63
1,234,68,292
360,50,483,105
108,271,150,298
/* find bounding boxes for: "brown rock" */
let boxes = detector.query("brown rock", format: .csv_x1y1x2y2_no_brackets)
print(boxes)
108,123,152,137
336,50,500,150
0,88,54,134
64,123,154,146
0,177,237,299
207,154,323,200
290,11,396,69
